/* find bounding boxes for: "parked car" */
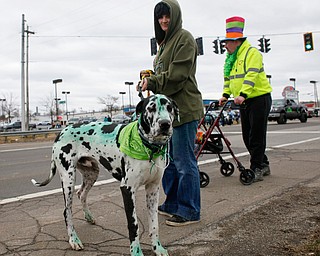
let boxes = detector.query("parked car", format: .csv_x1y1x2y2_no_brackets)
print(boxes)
112,114,131,124
67,117,82,126
2,121,36,131
37,121,51,126
0,123,8,132
268,99,308,124
82,117,97,124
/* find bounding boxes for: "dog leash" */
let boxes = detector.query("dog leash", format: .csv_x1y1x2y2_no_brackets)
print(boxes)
138,69,172,172
139,69,154,98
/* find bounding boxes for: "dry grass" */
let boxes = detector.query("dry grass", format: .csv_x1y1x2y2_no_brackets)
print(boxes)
0,132,58,144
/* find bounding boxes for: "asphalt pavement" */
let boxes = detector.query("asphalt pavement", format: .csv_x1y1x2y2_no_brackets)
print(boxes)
0,136,319,255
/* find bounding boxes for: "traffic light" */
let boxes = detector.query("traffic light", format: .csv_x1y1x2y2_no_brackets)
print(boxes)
220,40,226,54
196,37,204,55
258,37,265,52
213,39,219,54
303,32,314,51
264,38,271,53
150,37,157,56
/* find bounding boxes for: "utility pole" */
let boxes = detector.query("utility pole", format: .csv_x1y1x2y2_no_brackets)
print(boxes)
21,14,26,131
25,25,35,130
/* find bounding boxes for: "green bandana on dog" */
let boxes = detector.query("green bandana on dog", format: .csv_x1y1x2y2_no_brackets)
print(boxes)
118,121,165,160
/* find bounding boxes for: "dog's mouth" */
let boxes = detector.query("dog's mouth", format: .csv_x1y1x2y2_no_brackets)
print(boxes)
143,128,172,145
150,129,172,144
149,135,170,146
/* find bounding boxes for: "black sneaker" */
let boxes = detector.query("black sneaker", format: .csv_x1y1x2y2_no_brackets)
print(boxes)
165,215,200,227
262,163,271,176
158,206,173,218
253,168,264,182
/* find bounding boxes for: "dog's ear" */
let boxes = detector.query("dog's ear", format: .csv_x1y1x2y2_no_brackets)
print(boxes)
171,100,180,122
136,98,146,115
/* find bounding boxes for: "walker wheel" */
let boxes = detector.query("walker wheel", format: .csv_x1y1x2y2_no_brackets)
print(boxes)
239,169,255,185
220,162,235,177
199,171,210,188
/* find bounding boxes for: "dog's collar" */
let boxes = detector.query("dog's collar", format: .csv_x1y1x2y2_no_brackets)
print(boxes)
138,128,168,162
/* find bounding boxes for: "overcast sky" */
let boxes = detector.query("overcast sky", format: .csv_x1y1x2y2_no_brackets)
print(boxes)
1,0,319,115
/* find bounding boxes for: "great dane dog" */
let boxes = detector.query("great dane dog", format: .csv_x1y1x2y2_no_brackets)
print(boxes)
31,94,178,256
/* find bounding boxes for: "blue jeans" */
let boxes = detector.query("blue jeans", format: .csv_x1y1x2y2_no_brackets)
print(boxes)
160,120,201,221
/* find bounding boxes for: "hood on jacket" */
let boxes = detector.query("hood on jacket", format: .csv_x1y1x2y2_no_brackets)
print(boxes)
154,0,182,45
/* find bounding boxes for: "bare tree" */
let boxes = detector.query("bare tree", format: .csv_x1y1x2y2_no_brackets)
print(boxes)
39,93,56,124
1,93,19,123
98,95,119,117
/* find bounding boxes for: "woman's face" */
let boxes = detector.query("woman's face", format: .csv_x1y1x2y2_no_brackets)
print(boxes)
158,14,170,32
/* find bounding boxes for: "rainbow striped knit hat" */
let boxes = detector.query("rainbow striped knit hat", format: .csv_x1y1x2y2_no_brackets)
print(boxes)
222,16,246,41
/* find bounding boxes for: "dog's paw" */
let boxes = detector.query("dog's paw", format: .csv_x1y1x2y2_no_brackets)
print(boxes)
84,210,95,224
153,240,169,256
155,248,169,256
130,243,144,256
69,232,84,250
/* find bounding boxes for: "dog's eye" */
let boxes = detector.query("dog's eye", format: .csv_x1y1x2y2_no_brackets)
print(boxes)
167,105,173,112
147,103,157,112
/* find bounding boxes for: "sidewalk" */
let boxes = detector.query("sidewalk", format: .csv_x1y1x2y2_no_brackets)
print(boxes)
0,139,319,255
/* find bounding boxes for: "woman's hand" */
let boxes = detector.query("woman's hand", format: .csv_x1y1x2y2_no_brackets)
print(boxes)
219,97,228,106
136,78,148,92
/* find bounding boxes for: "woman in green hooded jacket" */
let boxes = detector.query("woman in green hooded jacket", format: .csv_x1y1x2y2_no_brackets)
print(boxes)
140,0,203,226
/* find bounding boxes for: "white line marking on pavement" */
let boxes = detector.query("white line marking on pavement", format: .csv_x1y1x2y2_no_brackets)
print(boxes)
0,178,117,205
0,146,51,153
1,136,319,205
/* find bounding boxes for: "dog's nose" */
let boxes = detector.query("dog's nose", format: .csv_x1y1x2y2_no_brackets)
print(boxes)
159,120,171,131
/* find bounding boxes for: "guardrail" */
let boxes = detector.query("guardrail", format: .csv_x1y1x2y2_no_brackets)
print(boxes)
0,129,62,143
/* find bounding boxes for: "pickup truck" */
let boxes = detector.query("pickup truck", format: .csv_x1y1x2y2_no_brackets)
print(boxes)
268,99,308,124
1,121,37,131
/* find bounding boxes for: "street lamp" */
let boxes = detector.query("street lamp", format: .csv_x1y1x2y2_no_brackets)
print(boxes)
62,91,70,122
310,81,319,108
289,78,296,90
119,91,126,114
125,81,133,110
52,79,63,121
266,74,272,84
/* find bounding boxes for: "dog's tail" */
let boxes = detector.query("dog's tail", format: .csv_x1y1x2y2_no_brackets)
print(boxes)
31,160,56,187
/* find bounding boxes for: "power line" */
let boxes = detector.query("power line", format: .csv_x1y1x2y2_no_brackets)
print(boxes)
32,30,320,39
33,35,152,38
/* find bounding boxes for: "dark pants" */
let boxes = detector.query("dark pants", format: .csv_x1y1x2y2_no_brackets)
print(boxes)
240,93,272,170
